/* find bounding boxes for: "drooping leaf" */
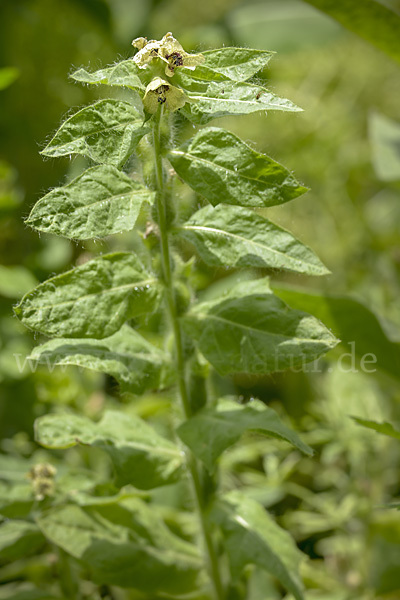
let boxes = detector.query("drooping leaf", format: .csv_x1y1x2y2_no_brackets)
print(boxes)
179,80,301,124
35,411,184,489
272,284,400,380
211,491,305,600
183,278,338,375
14,253,160,339
168,128,307,208
71,60,144,91
177,397,312,470
25,165,155,240
302,0,400,65
201,47,274,81
352,417,400,441
41,100,149,167
29,324,172,394
0,521,45,561
175,204,327,274
37,500,201,594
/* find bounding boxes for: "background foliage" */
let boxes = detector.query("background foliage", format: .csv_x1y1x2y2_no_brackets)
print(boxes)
0,1,400,599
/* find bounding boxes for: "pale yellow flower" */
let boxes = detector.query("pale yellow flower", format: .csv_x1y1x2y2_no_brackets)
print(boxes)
132,32,204,77
143,77,188,114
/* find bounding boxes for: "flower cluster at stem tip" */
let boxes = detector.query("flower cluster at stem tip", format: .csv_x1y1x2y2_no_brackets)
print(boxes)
132,32,204,114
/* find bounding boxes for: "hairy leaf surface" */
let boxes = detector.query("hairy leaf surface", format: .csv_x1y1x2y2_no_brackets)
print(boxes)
29,325,171,394
14,253,160,339
41,100,149,166
211,491,305,600
71,60,144,90
35,411,184,489
179,80,301,124
168,127,307,207
37,500,201,594
176,204,327,274
201,47,274,81
26,165,155,240
177,397,312,470
183,279,338,375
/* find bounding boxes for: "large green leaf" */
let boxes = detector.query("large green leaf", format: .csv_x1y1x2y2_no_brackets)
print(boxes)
177,397,312,470
183,279,338,375
303,0,400,65
180,80,301,124
29,324,172,394
41,100,149,167
201,47,274,81
352,418,400,441
25,165,154,240
35,411,184,489
273,284,400,380
14,253,160,339
0,521,44,561
176,204,327,274
71,60,144,91
37,500,201,594
168,128,307,208
211,491,305,600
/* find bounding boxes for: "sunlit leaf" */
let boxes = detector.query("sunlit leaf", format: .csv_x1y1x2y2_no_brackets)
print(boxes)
211,491,305,600
41,100,149,167
176,204,327,274
26,165,155,240
201,47,274,81
168,128,307,207
177,397,312,470
71,60,144,91
183,278,338,375
35,411,184,489
14,253,160,339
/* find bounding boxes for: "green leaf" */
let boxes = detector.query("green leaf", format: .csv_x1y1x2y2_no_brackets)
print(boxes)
201,47,274,81
183,278,338,375
29,324,172,394
71,60,144,91
272,284,400,380
25,165,155,240
0,584,59,600
168,128,307,208
369,112,400,182
352,417,400,441
37,500,201,594
180,80,301,124
0,521,44,561
14,252,160,339
41,100,149,167
303,0,400,65
0,67,19,91
0,265,38,299
176,204,328,275
35,411,184,489
211,491,305,600
177,397,312,470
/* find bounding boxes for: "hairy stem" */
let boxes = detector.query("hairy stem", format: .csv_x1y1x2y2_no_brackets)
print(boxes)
152,107,224,600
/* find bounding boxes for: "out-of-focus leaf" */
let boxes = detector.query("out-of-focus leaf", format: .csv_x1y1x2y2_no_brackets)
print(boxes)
183,278,338,375
273,284,400,380
0,67,19,91
35,410,184,489
211,491,305,600
201,47,274,81
352,417,400,440
29,324,172,394
0,521,44,561
177,397,312,470
37,500,201,594
71,60,143,91
41,100,149,167
14,253,160,339
175,204,327,274
26,165,155,240
168,128,307,208
0,266,38,299
0,583,59,600
369,112,400,181
180,80,301,124
368,514,400,594
302,0,400,65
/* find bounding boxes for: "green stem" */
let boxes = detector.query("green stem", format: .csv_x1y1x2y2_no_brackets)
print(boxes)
152,107,224,600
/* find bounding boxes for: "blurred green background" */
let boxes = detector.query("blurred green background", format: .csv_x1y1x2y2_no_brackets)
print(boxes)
1,1,400,599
